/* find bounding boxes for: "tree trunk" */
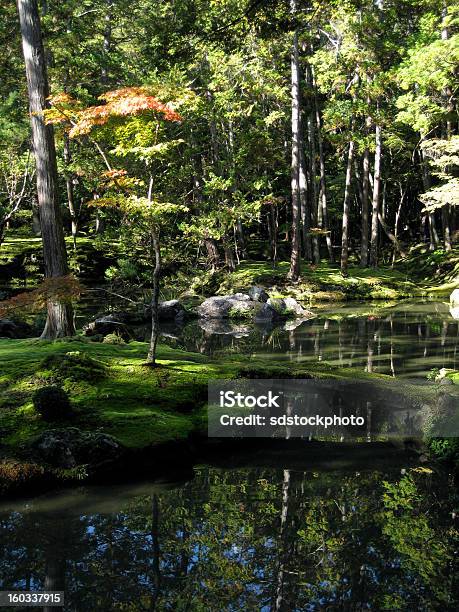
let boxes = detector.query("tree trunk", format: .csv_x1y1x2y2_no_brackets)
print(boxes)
314,87,333,262
360,145,370,267
288,3,301,281
204,236,220,270
63,133,77,251
274,469,291,612
369,125,382,267
307,112,321,264
340,140,355,276
223,240,236,271
419,150,440,250
442,205,452,252
299,148,312,262
268,202,278,265
101,0,113,85
147,229,161,365
17,0,74,339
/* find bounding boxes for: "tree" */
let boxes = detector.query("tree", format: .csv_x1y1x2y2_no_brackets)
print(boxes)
288,0,301,282
16,0,75,338
56,86,185,364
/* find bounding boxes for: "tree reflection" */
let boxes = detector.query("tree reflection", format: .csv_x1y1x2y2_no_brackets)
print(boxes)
0,465,457,610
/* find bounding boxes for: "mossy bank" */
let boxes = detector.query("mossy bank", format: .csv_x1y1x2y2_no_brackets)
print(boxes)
1,337,457,497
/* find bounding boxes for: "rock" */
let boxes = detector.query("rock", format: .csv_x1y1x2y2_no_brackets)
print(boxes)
83,315,133,341
158,299,186,323
284,297,312,318
197,293,258,319
439,377,453,386
0,318,34,339
33,428,123,469
436,368,455,381
247,286,269,303
450,288,459,306
254,297,312,322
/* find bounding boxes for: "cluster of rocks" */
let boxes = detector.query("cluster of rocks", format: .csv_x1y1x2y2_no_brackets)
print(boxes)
80,287,312,340
197,287,313,322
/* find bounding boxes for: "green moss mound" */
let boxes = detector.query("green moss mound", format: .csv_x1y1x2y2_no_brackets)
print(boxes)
39,350,107,383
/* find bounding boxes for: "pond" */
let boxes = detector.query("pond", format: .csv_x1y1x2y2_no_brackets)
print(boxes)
149,299,457,379
1,299,458,610
0,461,457,610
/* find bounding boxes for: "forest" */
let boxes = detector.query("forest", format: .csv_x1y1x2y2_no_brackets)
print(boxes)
0,0,459,610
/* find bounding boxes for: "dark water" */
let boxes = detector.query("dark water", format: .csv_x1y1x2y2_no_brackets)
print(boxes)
1,300,458,610
0,465,457,611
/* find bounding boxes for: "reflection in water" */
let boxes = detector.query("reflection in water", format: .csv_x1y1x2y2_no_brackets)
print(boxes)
159,301,459,378
0,465,457,610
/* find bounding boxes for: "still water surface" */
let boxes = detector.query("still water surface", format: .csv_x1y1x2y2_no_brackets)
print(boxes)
159,300,459,378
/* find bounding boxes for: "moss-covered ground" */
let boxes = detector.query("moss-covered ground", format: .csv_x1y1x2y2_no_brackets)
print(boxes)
212,248,459,303
1,337,451,453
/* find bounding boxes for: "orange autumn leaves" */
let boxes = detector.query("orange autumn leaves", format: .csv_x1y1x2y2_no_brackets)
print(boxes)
46,87,182,137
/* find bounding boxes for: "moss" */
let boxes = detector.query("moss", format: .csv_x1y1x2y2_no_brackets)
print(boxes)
0,339,221,451
227,306,254,321
38,350,107,383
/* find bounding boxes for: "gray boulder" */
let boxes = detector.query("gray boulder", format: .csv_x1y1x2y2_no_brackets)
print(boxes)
197,293,260,319
158,299,186,322
33,428,123,469
247,286,269,303
255,297,313,322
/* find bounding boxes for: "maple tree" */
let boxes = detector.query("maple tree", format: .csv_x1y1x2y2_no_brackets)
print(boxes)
47,86,186,364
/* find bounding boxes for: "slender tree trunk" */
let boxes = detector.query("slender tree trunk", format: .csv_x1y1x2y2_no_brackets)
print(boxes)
369,125,382,267
419,150,440,250
392,185,406,265
147,228,161,365
442,205,452,252
274,469,291,612
63,133,77,251
101,0,113,85
288,4,301,281
307,111,320,264
17,0,74,338
268,203,278,265
299,148,312,262
340,140,355,276
314,87,333,262
360,145,370,267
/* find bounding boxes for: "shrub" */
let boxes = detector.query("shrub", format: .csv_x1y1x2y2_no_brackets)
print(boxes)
32,386,73,421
